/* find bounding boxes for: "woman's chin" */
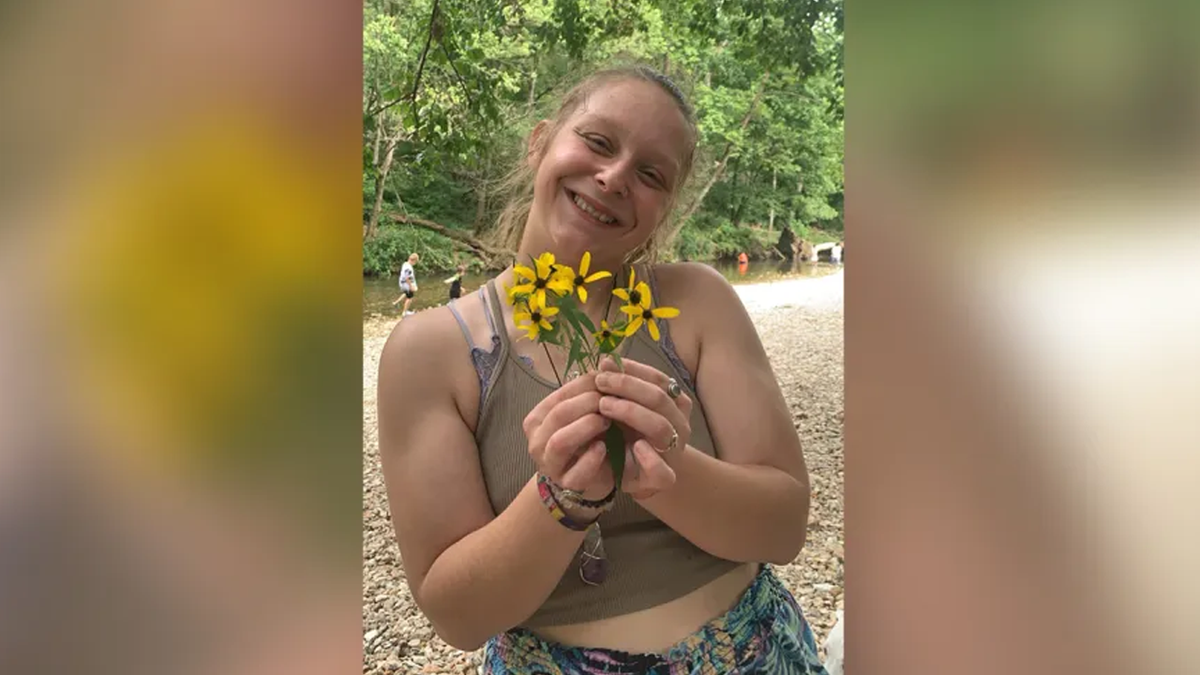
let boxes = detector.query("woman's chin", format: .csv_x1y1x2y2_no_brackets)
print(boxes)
550,221,613,259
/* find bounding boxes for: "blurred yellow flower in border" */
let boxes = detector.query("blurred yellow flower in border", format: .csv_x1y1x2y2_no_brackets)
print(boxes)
509,252,572,308
514,295,560,341
565,252,612,304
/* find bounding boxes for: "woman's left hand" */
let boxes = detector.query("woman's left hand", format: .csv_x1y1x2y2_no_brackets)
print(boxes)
595,357,693,500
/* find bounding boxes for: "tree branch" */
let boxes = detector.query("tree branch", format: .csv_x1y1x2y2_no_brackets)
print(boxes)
671,72,770,236
439,39,474,110
407,0,440,137
387,213,510,266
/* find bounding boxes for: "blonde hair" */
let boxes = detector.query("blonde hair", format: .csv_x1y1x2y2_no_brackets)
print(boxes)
486,65,698,264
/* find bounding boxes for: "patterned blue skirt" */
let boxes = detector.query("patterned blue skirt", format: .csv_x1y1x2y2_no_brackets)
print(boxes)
483,565,829,674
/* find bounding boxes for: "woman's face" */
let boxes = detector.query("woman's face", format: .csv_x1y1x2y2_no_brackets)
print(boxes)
524,79,692,268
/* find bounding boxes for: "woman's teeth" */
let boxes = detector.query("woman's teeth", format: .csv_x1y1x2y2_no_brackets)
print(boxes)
572,193,616,224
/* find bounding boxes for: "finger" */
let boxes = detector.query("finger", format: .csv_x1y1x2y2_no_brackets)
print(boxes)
523,372,598,437
595,371,689,435
598,357,693,418
558,440,607,492
600,356,665,386
542,414,611,478
540,391,604,439
631,439,676,492
526,390,602,456
599,395,684,452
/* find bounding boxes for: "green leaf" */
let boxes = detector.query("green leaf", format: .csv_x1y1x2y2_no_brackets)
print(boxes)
575,308,596,333
565,335,582,376
609,349,624,373
604,424,626,491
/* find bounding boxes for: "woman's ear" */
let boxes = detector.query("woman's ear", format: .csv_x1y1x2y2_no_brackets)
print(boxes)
526,120,550,169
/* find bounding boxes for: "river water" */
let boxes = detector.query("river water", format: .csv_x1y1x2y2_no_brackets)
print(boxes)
363,259,841,318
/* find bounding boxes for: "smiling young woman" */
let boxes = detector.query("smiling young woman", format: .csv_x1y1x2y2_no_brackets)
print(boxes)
377,65,829,674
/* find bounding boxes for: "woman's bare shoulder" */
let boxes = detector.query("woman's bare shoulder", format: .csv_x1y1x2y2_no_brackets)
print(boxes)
650,262,739,309
379,306,470,398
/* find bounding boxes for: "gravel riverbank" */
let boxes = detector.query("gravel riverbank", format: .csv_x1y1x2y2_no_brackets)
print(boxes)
362,271,844,674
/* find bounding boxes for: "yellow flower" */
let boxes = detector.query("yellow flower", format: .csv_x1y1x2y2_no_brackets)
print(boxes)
611,266,652,311
565,252,612,303
593,319,623,351
514,295,559,341
616,269,680,341
509,252,572,309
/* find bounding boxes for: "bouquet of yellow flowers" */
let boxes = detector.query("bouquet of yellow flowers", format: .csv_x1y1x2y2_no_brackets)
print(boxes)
506,252,680,488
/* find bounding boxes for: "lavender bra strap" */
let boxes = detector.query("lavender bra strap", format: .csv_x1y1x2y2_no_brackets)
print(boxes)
644,264,696,392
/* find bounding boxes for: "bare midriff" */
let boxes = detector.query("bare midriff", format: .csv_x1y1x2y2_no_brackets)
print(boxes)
532,562,760,654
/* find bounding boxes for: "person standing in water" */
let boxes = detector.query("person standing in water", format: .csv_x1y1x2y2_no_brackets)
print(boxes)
444,263,468,301
392,253,420,316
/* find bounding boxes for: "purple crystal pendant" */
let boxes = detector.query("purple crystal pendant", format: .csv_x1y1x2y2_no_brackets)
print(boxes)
579,523,608,586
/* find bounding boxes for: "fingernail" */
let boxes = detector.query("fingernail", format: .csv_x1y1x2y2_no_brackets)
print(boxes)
596,373,612,386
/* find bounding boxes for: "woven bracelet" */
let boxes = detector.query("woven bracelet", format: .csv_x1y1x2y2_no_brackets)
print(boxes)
551,479,616,511
536,475,596,532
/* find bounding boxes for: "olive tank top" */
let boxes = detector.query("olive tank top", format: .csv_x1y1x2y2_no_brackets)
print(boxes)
468,270,740,628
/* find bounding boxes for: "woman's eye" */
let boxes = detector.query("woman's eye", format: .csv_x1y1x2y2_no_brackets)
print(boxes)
584,134,611,151
640,170,665,188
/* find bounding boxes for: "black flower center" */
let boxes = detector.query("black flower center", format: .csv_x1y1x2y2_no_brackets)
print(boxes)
641,309,654,320
531,311,542,322
600,330,611,339
629,290,642,305
535,278,547,289
574,275,585,286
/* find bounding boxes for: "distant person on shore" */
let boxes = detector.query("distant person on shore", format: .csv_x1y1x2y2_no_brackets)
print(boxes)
737,251,749,276
392,253,419,316
831,242,843,264
444,263,468,301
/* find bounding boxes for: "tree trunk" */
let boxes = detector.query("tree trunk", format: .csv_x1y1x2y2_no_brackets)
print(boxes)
367,131,400,239
768,167,777,233
672,73,769,237
472,160,489,234
372,122,384,167
528,64,537,112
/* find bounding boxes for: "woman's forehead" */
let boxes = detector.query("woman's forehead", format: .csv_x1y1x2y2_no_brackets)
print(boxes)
571,81,691,157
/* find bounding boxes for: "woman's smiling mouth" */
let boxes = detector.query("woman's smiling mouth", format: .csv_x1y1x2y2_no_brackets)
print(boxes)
566,188,620,226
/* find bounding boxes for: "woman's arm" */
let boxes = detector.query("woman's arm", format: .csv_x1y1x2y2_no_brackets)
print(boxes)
378,314,605,651
597,264,810,565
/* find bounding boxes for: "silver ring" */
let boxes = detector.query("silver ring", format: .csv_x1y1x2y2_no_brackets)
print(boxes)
663,427,679,453
666,378,682,399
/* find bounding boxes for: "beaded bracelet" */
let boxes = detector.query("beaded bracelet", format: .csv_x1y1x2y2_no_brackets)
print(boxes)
548,477,617,512
536,475,597,532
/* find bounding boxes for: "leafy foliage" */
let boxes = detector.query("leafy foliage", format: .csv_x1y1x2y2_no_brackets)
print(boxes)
364,0,844,274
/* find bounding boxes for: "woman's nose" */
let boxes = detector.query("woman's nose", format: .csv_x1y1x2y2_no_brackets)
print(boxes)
595,163,630,196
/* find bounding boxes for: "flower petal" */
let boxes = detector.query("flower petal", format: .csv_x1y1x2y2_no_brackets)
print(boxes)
577,286,588,303
648,319,660,341
514,265,536,281
584,271,612,282
541,306,559,317
580,251,591,276
619,305,642,316
651,306,680,319
635,282,653,308
625,317,644,335
612,288,630,301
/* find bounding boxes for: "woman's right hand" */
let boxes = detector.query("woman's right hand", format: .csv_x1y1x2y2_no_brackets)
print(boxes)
522,372,613,500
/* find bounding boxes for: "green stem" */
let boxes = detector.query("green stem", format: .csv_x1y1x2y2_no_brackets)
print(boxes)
542,343,563,386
